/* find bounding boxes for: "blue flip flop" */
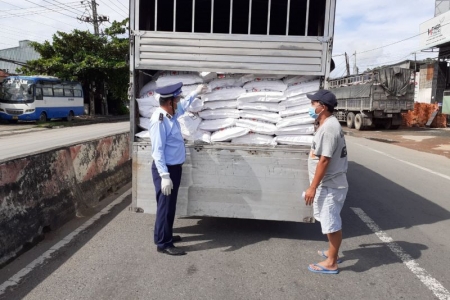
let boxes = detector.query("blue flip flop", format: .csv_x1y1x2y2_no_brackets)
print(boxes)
308,263,339,274
319,250,343,264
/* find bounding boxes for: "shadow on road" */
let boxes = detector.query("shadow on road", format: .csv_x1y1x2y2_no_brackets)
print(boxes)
340,241,428,273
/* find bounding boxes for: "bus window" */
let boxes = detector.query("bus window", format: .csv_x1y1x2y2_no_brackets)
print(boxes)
42,87,53,96
54,87,64,97
36,87,43,100
64,89,74,97
74,90,82,97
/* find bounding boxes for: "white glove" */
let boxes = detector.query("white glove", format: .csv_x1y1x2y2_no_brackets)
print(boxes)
195,84,208,95
160,173,173,196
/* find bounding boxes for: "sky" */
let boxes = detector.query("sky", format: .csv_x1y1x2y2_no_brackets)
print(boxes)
0,0,440,78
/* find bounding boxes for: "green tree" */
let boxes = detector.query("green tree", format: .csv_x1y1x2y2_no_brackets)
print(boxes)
19,19,129,115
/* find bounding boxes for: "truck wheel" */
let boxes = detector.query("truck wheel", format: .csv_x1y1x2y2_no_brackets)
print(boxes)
354,114,364,130
390,125,400,130
384,120,392,130
346,112,355,128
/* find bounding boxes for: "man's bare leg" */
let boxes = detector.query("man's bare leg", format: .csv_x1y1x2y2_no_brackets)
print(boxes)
309,230,342,271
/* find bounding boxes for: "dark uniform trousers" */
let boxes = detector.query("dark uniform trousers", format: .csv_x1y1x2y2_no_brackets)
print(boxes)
151,162,183,249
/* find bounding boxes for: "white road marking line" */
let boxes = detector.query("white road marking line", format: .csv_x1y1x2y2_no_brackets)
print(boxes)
0,188,132,296
353,142,450,181
351,207,450,300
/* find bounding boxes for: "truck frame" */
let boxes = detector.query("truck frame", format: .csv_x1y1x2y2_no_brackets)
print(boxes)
129,0,337,222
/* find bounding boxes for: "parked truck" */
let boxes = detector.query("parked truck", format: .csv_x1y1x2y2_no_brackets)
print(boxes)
129,0,337,222
328,67,415,130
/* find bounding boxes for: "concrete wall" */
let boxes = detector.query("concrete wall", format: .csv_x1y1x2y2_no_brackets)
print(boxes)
0,133,131,266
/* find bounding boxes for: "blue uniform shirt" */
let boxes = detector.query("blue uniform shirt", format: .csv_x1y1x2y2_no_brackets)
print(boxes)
149,91,197,175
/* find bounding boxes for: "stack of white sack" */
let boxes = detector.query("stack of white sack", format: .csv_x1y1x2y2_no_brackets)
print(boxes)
272,76,320,143
197,78,249,142
243,78,288,92
136,72,205,138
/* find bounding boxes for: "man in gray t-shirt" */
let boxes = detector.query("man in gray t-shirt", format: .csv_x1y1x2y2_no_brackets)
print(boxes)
304,89,348,275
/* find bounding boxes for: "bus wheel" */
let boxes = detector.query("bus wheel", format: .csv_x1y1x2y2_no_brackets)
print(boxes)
8,120,18,124
354,113,364,130
39,112,47,122
65,111,74,122
346,112,355,128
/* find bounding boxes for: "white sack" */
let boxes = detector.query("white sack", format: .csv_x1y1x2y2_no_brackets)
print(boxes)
276,114,315,128
237,91,286,103
203,87,246,102
156,71,203,86
139,117,151,130
208,74,248,90
198,108,240,120
275,135,314,146
239,110,281,123
279,105,309,118
178,112,202,137
283,75,318,86
182,84,199,97
238,102,285,113
199,118,237,131
185,130,211,143
232,133,277,145
284,80,320,98
244,78,288,92
211,127,250,142
203,100,238,110
201,72,217,83
284,94,310,108
135,130,150,139
136,98,159,118
236,119,277,135
275,124,315,136
139,81,158,98
188,98,204,113
137,96,159,108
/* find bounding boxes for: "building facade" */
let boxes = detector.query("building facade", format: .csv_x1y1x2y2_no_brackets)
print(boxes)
0,40,40,75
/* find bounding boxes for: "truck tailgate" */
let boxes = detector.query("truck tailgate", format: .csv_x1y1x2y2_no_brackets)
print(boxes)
132,142,314,223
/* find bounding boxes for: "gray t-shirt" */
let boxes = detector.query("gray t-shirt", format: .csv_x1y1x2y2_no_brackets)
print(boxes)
308,116,348,189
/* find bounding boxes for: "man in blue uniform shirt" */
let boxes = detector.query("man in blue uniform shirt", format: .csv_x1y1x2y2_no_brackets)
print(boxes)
149,81,207,256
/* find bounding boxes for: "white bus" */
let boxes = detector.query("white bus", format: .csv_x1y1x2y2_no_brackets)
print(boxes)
0,76,84,123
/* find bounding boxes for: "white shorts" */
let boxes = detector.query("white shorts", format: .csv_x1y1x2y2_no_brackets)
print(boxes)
313,186,348,234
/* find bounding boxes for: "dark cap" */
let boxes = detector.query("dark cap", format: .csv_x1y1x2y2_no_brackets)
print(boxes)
155,82,183,98
307,89,337,107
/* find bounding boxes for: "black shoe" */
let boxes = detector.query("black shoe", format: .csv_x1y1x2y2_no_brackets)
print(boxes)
172,235,182,243
157,246,186,256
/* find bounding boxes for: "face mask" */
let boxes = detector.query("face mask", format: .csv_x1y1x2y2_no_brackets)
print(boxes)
309,107,320,119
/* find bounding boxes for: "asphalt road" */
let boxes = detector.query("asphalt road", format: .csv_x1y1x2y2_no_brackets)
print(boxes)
1,135,450,300
0,122,129,163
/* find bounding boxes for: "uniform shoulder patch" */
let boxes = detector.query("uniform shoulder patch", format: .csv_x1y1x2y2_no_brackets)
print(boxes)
159,113,163,122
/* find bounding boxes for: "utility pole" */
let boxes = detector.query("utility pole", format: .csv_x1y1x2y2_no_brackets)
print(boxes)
78,1,109,36
353,51,358,75
345,52,350,77
78,1,110,116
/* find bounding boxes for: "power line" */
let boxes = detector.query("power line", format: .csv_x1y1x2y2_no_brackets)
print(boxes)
0,0,76,30
0,5,85,18
107,0,128,18
357,21,450,55
97,0,127,18
115,0,128,11
43,0,86,15
0,2,81,12
23,0,80,21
